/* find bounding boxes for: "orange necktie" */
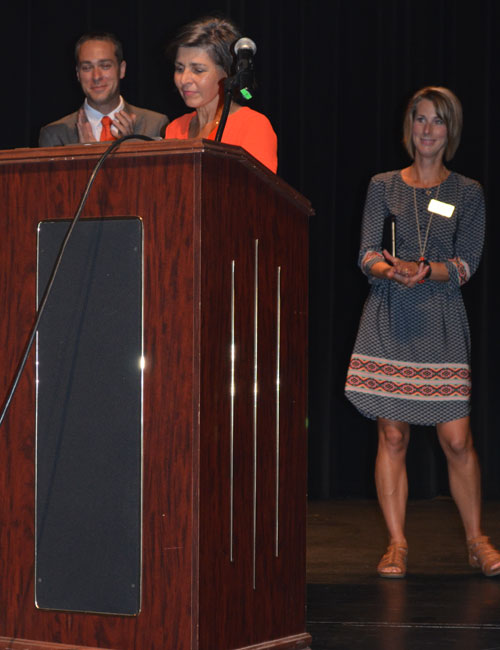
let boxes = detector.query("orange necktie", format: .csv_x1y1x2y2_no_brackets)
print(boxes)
100,115,115,141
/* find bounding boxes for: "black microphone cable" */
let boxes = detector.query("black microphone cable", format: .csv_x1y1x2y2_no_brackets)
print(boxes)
0,134,153,427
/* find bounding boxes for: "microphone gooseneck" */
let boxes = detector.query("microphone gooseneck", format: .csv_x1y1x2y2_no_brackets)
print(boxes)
215,36,257,143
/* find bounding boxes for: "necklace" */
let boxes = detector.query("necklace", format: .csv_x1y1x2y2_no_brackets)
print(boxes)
190,112,221,138
413,182,441,261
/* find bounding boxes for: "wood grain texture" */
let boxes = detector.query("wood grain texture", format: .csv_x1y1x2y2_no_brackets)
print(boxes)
0,141,312,650
197,155,310,650
0,637,114,649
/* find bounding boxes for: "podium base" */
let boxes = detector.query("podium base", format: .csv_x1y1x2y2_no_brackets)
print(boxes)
229,633,312,650
0,639,108,650
0,633,311,650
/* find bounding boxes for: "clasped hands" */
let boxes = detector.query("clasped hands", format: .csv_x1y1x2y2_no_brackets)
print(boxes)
382,250,429,287
76,107,137,142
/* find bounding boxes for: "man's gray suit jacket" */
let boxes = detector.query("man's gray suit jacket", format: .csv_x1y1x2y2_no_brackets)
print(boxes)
39,102,169,146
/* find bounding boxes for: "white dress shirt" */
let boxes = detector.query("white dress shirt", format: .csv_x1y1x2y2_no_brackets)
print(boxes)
83,97,125,140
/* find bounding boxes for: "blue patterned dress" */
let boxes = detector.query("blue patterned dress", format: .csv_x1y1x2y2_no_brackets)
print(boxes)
345,170,485,425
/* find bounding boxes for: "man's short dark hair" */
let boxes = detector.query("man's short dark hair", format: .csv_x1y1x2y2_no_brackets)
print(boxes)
75,32,124,64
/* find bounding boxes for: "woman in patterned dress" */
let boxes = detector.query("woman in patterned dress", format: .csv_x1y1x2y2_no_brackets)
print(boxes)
345,86,500,578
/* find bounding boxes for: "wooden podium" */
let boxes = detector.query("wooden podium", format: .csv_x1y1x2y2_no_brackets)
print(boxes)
0,140,312,650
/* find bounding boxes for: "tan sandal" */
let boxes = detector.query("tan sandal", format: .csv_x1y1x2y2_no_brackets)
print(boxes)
468,536,500,577
377,542,408,578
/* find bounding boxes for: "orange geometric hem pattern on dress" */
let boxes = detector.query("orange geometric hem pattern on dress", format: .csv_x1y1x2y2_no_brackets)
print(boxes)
346,354,471,402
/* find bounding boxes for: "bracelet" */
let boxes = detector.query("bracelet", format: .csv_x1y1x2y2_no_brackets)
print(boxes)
417,257,431,283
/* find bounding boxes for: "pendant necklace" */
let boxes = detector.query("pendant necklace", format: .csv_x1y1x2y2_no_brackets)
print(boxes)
413,181,441,263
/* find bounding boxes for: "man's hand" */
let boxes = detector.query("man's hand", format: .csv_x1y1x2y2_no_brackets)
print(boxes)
77,107,96,143
112,109,137,137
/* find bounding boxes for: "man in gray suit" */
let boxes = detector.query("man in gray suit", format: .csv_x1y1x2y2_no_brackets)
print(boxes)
39,32,168,146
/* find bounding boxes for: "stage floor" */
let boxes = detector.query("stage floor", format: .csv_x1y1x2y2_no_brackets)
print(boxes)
306,498,500,649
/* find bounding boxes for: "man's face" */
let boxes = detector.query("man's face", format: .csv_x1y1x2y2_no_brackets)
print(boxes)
76,39,126,112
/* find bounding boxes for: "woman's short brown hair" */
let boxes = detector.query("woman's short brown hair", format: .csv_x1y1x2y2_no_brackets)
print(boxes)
402,86,463,161
167,15,241,75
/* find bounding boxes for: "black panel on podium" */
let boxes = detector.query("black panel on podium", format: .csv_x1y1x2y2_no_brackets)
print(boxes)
35,218,143,616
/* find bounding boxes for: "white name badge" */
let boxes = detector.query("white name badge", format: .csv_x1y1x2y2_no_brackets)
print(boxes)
428,198,455,218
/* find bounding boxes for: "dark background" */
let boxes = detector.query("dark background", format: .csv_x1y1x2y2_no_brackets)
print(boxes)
4,0,500,500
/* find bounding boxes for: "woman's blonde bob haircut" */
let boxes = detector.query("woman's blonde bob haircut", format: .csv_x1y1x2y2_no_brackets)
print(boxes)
403,86,463,161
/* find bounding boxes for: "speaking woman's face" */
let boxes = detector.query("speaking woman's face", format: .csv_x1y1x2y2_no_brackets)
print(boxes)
174,47,226,111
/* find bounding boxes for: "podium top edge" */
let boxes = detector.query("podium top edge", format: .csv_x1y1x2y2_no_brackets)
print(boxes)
0,138,314,216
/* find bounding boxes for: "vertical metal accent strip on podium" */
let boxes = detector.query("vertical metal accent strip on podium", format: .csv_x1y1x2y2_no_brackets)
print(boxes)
252,239,259,590
229,259,236,563
275,266,281,557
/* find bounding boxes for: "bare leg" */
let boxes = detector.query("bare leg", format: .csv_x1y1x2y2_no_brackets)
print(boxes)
375,417,410,545
437,416,500,576
436,416,481,540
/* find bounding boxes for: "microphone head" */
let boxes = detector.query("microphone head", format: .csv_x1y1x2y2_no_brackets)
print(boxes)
234,37,257,56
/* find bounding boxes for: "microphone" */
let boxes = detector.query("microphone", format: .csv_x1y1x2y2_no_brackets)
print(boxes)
233,37,257,100
215,37,257,142
234,37,257,62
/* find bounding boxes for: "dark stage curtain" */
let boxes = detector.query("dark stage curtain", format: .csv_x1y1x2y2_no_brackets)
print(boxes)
3,0,499,500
